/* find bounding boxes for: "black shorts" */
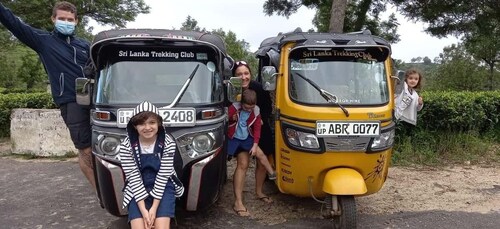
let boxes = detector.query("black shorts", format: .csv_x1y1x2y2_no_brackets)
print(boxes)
60,102,91,149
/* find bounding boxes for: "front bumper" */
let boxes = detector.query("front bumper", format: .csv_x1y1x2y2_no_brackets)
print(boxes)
94,146,226,216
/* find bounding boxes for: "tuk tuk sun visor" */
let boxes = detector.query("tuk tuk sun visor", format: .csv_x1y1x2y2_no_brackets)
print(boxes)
290,47,390,62
91,29,228,66
96,46,218,68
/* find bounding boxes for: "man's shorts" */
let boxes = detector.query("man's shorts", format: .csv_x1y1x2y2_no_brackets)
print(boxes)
227,136,254,157
60,102,91,149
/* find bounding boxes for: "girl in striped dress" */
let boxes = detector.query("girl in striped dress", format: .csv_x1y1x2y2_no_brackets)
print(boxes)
120,101,184,229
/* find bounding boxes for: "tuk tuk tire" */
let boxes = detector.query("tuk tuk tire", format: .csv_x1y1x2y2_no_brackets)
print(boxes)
332,195,356,229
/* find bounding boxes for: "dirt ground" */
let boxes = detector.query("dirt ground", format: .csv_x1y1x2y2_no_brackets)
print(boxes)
1,138,498,227
221,159,500,225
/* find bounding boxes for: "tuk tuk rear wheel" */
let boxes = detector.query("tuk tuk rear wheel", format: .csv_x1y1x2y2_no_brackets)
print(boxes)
332,195,356,229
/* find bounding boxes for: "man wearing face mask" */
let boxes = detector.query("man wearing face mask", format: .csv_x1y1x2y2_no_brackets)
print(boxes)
0,2,95,191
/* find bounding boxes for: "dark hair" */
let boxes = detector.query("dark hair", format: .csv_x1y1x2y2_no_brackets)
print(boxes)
52,1,77,18
232,60,252,77
130,111,162,127
405,68,424,90
241,89,257,105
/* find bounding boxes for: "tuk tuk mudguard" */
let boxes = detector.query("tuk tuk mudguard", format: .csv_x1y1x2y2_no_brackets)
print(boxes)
322,168,367,195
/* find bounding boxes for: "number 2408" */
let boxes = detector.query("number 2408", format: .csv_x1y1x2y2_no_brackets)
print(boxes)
161,110,194,123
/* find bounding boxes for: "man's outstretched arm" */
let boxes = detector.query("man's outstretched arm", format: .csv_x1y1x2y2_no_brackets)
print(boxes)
0,3,45,51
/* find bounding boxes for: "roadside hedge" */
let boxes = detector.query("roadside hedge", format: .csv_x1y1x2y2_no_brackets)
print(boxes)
0,93,56,137
417,91,500,134
0,91,498,138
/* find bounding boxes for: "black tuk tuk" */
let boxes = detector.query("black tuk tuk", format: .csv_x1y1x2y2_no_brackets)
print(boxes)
75,29,233,216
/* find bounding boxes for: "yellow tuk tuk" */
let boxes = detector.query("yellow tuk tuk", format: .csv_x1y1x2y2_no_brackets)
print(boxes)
255,30,396,228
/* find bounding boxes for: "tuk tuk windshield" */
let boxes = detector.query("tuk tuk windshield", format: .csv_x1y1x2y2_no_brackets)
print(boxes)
95,60,223,105
288,48,390,105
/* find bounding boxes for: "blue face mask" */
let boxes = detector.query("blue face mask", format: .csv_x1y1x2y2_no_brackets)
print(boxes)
55,20,76,35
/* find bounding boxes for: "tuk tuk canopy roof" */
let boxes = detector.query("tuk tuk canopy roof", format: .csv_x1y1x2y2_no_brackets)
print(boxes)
255,29,391,58
90,29,227,65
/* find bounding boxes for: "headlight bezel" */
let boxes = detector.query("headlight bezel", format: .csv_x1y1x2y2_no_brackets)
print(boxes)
96,134,121,156
369,125,396,152
281,122,323,153
176,127,223,160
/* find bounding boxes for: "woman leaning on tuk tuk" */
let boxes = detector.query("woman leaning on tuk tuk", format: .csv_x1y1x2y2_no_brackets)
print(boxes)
231,61,275,216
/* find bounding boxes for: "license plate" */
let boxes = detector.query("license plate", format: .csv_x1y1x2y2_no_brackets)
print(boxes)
316,121,380,137
117,108,196,128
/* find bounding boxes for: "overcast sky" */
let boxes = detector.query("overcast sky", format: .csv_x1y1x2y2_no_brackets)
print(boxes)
91,0,460,62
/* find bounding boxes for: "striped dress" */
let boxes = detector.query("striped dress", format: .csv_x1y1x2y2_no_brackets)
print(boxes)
120,101,184,209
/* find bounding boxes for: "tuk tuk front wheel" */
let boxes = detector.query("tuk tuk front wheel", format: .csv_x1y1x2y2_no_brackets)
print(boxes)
331,195,356,229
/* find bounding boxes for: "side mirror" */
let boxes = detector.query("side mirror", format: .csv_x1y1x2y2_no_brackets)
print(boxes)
75,78,93,105
397,70,405,82
226,77,242,103
223,56,235,79
261,66,277,91
392,70,405,95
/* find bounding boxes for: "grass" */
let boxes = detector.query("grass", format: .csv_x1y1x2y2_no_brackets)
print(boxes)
5,151,77,161
392,130,499,166
0,137,78,160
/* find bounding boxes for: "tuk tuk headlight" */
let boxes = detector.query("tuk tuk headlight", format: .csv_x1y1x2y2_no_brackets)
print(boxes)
192,134,214,152
370,129,395,150
97,135,121,156
177,128,222,159
285,128,320,149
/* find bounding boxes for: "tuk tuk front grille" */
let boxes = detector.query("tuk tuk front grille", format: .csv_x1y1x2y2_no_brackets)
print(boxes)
323,137,370,152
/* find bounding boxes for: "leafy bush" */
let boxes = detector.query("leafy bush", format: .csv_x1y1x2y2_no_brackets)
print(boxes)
417,91,500,133
0,93,56,137
394,90,500,165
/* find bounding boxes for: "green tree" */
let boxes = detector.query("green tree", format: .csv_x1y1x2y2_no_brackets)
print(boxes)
392,0,499,38
180,16,206,32
212,29,258,74
0,0,150,33
422,56,432,65
178,16,258,75
0,28,15,89
392,0,499,90
0,0,150,90
464,35,499,90
263,0,400,43
17,50,46,90
433,44,488,91
0,54,17,89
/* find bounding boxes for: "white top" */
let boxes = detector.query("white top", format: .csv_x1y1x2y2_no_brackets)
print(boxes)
140,140,156,154
395,82,423,125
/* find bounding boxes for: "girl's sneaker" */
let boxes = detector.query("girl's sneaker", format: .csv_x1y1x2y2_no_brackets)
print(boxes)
268,172,277,180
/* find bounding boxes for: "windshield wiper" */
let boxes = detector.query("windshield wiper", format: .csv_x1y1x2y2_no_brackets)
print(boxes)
166,64,200,108
293,72,349,117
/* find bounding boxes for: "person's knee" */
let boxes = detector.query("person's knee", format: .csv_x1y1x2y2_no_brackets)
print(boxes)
236,156,249,170
237,160,249,170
